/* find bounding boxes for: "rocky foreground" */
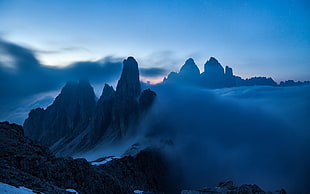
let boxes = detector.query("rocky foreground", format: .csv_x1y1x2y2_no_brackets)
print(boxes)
181,181,286,194
1,121,288,194
0,121,170,194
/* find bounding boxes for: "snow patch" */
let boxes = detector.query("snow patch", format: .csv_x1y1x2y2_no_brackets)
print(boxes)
90,156,121,165
0,182,35,194
66,188,79,193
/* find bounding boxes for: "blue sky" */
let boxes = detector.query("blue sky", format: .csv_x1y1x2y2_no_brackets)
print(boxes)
0,0,309,82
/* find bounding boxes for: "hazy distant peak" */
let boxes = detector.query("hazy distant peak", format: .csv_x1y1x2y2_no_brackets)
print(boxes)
205,57,221,67
180,58,200,75
204,57,224,75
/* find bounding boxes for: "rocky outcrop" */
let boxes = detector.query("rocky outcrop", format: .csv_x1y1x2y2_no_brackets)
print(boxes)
181,181,286,194
89,57,156,145
24,57,157,155
0,121,170,194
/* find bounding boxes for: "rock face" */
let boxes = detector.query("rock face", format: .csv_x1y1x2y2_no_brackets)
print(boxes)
0,121,170,194
90,84,115,144
181,180,286,194
164,57,278,88
116,56,141,98
111,57,141,138
24,80,96,147
24,57,157,154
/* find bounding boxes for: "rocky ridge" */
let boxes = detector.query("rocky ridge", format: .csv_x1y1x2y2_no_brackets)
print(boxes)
0,121,169,194
181,181,286,194
164,57,278,88
24,57,156,155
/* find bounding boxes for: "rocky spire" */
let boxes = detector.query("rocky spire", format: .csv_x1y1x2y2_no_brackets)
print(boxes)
116,56,141,98
90,84,115,144
111,57,141,138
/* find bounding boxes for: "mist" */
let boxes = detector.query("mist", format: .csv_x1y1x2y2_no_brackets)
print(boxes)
136,84,310,193
0,39,167,124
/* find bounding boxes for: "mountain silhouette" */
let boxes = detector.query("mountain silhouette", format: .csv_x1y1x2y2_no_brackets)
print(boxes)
164,57,280,88
24,80,96,147
24,57,156,155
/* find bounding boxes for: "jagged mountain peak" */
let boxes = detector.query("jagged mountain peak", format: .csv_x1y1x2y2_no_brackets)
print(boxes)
180,58,200,75
24,79,97,147
58,80,95,100
24,57,157,153
116,56,141,98
204,57,224,75
100,84,115,100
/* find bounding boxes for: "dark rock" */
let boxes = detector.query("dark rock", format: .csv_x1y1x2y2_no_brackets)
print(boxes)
139,89,157,112
90,84,115,144
181,180,285,194
218,180,235,190
116,56,141,98
1,122,169,193
24,80,96,147
23,57,157,156
111,56,141,138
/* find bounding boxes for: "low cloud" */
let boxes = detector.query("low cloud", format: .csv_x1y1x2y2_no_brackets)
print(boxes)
137,84,310,193
140,67,168,77
0,39,123,122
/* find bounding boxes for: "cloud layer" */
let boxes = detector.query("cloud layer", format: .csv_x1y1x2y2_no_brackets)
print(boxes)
137,84,310,193
0,39,124,122
0,39,170,123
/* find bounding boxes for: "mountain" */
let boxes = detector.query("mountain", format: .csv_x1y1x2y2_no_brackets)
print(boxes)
24,80,96,147
110,56,141,138
24,57,156,155
0,121,171,193
164,58,200,85
164,57,278,88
